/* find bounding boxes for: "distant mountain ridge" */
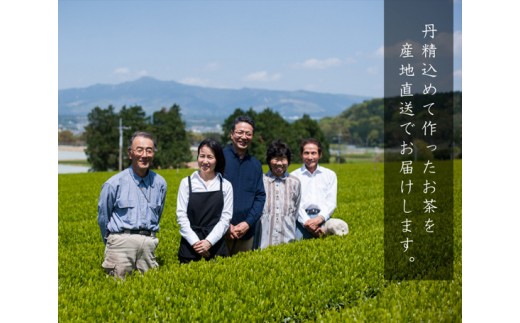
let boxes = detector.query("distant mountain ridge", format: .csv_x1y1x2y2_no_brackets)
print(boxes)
58,77,371,126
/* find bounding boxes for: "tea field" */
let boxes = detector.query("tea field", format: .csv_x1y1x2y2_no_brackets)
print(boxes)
58,161,462,321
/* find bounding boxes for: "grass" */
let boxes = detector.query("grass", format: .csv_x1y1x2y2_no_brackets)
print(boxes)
58,160,461,321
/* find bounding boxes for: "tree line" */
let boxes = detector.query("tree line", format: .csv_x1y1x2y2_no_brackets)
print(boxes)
77,91,461,171
319,91,462,153
83,104,328,171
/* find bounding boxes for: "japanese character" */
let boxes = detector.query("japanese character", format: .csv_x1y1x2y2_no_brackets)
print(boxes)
423,180,436,194
400,122,415,135
400,43,414,58
401,179,413,194
400,141,414,155
425,218,435,233
400,101,415,116
423,160,436,174
422,43,437,58
403,199,412,213
423,199,437,213
427,144,437,151
422,121,437,136
400,161,413,174
423,83,437,95
400,82,413,97
423,102,435,115
401,237,413,252
400,63,415,76
422,63,437,78
402,218,412,232
423,24,437,39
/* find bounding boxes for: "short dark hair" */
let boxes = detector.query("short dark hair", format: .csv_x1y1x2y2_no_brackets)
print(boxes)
300,138,322,155
231,115,255,133
266,139,292,165
128,131,157,151
198,138,226,175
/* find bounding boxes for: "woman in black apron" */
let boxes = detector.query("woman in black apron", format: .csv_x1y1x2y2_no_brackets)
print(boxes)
176,138,233,263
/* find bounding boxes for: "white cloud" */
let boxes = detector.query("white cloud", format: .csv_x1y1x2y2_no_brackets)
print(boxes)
375,46,385,57
137,70,148,77
454,69,462,78
244,71,282,82
295,58,342,69
113,67,130,75
454,30,462,56
180,77,211,86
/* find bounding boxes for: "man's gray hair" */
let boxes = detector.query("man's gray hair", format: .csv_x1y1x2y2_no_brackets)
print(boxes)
127,131,157,151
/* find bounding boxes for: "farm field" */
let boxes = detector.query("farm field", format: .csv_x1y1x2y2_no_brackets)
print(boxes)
58,161,462,321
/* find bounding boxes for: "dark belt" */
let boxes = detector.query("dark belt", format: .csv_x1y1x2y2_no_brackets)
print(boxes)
305,208,321,215
110,230,156,237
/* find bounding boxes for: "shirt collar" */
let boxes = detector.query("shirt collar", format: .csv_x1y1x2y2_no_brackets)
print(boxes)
301,164,322,176
193,171,222,183
228,144,250,160
266,170,289,182
128,167,154,187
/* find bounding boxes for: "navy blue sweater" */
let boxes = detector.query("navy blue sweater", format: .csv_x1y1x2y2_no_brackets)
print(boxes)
223,144,266,240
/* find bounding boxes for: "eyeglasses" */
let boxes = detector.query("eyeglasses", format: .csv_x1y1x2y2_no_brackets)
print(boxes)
233,130,253,138
131,147,155,155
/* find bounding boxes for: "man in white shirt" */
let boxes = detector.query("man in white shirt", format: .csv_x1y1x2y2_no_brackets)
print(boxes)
291,138,338,239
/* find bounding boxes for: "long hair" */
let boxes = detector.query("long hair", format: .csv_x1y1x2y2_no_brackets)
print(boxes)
198,138,226,175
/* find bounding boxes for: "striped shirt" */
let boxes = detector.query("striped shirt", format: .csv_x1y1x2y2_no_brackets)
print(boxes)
259,171,301,249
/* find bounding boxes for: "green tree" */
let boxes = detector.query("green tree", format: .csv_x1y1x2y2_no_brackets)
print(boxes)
222,109,330,164
84,105,119,171
221,107,260,155
58,130,76,145
151,105,192,168
85,105,150,171
119,105,152,168
253,108,294,163
221,108,257,144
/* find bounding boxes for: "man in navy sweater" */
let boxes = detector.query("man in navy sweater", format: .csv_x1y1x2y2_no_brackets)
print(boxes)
223,115,266,255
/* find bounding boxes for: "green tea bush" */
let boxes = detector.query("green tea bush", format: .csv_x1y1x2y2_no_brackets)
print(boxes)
58,161,461,321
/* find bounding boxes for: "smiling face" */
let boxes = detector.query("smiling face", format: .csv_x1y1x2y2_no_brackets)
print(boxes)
269,157,289,178
197,145,217,178
230,121,254,156
301,143,321,173
128,136,155,177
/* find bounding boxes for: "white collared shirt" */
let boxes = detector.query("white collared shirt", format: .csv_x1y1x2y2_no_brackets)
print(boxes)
176,171,233,246
291,164,337,224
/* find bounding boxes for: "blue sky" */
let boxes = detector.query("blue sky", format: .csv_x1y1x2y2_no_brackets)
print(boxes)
59,0,462,98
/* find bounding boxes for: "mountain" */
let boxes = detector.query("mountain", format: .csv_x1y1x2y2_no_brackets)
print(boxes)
58,77,371,128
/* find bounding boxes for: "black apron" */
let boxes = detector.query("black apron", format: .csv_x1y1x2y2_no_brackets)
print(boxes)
178,176,229,263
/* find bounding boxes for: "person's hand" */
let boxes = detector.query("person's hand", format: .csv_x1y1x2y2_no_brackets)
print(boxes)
193,240,212,258
304,217,325,236
233,222,250,239
227,224,238,239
